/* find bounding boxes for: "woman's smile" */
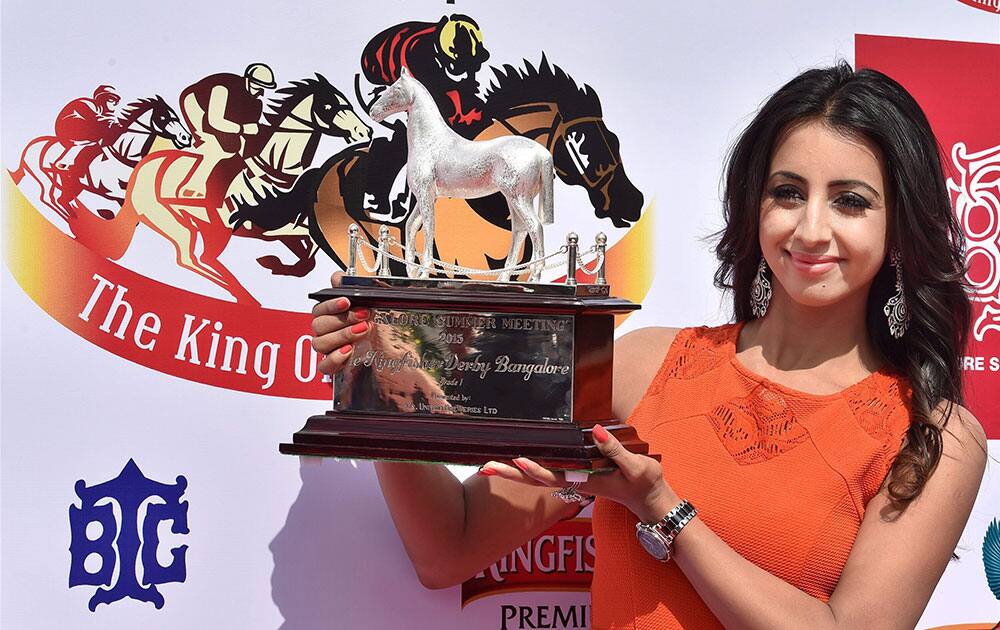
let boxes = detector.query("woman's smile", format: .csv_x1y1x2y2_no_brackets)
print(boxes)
785,249,843,275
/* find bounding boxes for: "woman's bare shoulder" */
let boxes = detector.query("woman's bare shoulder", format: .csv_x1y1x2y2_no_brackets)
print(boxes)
612,327,683,420
935,401,988,464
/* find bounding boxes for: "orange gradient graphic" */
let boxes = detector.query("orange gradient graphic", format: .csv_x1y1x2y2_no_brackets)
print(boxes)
4,175,655,396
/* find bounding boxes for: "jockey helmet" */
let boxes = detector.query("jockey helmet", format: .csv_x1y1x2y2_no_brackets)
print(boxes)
437,15,488,65
245,63,277,89
93,85,120,101
93,85,120,111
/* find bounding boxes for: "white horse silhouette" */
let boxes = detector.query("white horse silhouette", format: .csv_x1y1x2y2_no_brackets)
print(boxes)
368,67,555,281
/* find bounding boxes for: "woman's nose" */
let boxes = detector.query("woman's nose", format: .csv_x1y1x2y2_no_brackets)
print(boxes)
794,198,832,247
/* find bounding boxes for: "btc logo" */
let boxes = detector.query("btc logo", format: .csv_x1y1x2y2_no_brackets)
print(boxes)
69,459,189,610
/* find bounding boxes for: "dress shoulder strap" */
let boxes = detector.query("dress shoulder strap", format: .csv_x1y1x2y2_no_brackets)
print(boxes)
843,371,913,457
646,323,738,396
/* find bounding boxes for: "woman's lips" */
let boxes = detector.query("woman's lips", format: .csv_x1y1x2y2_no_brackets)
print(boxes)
786,250,841,275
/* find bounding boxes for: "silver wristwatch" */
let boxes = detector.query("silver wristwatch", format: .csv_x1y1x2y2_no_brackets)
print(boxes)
635,499,697,562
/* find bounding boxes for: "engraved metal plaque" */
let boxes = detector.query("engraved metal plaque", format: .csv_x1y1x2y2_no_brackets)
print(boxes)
335,308,575,422
281,276,649,470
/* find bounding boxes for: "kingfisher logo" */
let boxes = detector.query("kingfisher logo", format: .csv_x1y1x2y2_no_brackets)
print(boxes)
69,459,189,610
462,518,594,606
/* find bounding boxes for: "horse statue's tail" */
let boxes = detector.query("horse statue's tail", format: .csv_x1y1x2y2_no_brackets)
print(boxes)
540,155,554,225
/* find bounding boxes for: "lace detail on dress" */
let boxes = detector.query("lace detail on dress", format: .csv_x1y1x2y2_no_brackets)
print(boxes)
651,326,733,393
843,374,911,486
707,385,810,465
844,376,902,444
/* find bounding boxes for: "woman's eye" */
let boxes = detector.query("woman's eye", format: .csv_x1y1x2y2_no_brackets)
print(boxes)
834,192,872,211
769,185,803,201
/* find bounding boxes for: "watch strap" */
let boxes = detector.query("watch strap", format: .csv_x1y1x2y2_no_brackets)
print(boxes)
641,499,696,562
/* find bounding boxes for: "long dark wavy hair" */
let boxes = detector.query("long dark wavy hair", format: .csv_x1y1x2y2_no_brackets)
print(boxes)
714,61,971,510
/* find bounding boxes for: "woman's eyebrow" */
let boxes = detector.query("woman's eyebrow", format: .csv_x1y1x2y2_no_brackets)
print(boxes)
768,171,881,200
829,179,881,200
768,170,805,183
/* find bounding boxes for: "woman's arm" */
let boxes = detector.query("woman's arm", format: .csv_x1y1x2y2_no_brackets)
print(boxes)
672,403,987,630
373,326,681,589
311,272,677,589
373,462,574,588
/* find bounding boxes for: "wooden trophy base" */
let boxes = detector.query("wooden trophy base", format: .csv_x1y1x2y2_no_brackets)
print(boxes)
279,412,657,471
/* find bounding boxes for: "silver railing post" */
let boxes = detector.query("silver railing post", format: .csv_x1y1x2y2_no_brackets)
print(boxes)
347,224,359,275
596,232,607,285
566,232,578,286
378,225,391,276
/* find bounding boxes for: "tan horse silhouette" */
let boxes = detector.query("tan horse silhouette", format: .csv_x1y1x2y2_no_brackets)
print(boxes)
75,76,370,305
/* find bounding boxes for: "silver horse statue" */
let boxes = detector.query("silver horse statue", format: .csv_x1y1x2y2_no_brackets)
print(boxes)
368,67,555,281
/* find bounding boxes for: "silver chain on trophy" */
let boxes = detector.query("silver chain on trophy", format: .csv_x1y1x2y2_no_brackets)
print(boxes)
345,223,608,285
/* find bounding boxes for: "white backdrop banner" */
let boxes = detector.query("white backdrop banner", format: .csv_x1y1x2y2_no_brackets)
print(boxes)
2,1,998,628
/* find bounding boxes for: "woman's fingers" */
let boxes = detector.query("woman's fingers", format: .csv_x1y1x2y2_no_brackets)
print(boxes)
312,295,349,318
511,457,564,486
317,343,358,374
311,291,372,374
312,317,371,355
479,461,546,486
591,424,642,480
483,458,598,491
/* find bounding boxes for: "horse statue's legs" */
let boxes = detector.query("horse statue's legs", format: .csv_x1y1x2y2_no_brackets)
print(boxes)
522,198,545,283
420,209,435,279
404,197,431,278
403,208,420,278
498,211,528,282
498,194,544,282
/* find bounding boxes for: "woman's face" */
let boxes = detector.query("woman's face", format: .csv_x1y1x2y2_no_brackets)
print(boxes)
758,119,891,310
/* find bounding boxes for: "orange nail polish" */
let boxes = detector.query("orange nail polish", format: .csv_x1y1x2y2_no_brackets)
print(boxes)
353,308,369,320
478,467,497,476
350,321,368,334
335,297,349,310
592,424,610,443
339,344,353,354
513,459,529,471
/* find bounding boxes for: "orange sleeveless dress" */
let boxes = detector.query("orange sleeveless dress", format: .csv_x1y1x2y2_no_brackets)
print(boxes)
590,322,913,629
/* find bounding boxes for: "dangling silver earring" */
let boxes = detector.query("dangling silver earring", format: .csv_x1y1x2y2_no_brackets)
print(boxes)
883,248,910,338
750,257,772,318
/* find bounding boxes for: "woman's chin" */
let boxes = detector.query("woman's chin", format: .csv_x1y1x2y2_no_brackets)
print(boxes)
778,282,850,310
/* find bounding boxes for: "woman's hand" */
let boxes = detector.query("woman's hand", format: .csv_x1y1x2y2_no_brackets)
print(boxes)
481,424,680,524
311,271,371,375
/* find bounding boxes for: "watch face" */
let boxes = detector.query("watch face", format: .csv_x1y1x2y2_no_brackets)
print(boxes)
636,527,668,560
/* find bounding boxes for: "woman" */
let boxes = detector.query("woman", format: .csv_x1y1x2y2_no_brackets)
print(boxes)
310,62,987,629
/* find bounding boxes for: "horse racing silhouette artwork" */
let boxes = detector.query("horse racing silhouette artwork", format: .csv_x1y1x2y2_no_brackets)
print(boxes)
11,14,646,305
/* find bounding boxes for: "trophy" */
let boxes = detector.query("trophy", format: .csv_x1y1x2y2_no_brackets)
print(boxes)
280,68,656,474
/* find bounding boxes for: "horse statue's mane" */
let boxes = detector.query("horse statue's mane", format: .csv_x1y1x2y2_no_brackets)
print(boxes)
113,95,168,130
484,55,603,121
262,74,341,129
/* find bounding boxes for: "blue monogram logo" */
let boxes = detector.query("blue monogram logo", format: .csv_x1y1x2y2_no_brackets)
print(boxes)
69,459,189,610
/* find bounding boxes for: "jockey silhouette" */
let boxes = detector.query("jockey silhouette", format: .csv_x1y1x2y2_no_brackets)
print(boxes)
361,14,490,136
179,63,275,200
53,85,121,183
